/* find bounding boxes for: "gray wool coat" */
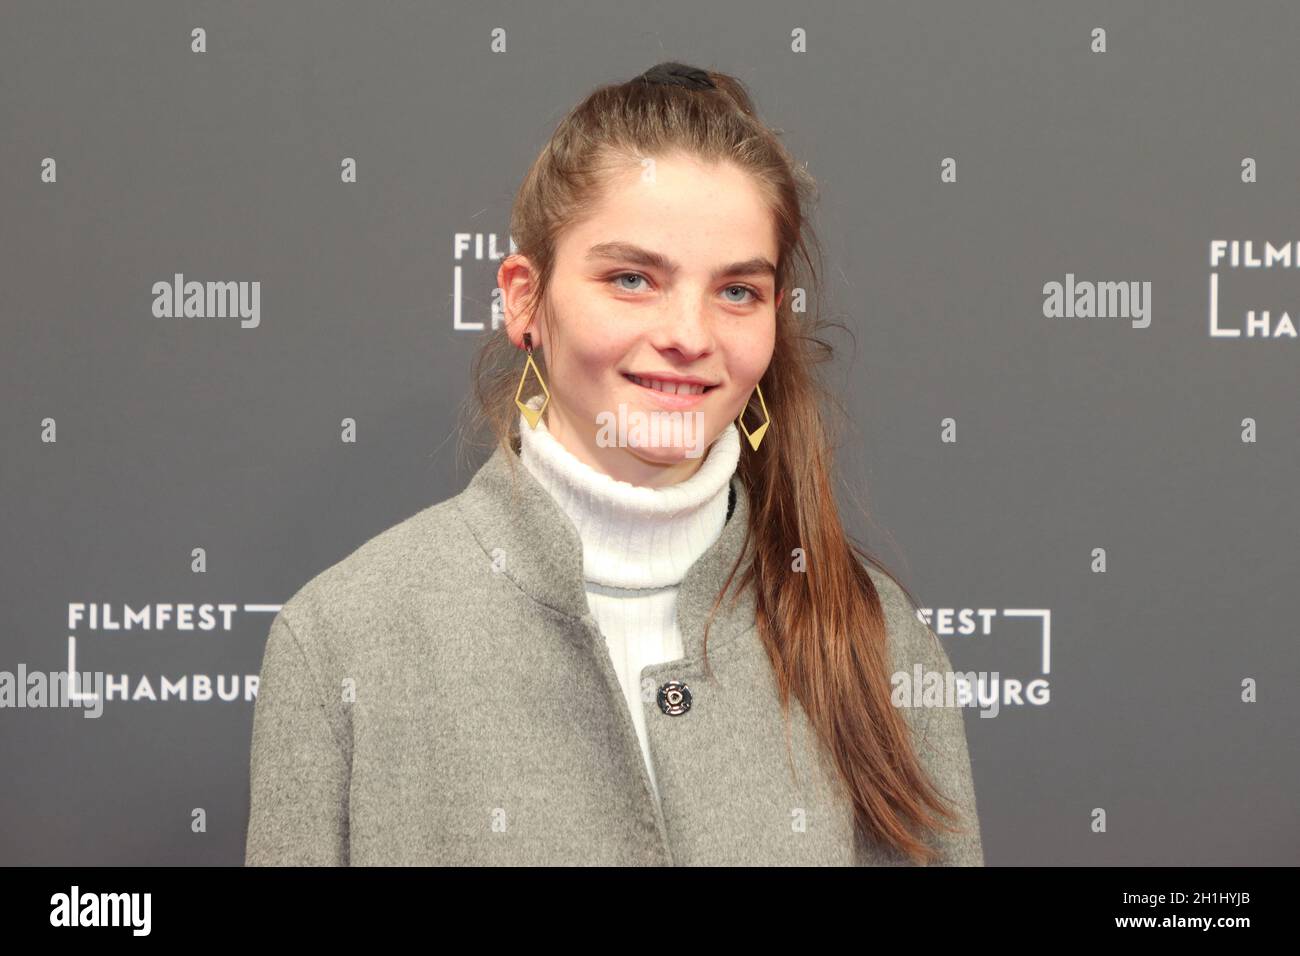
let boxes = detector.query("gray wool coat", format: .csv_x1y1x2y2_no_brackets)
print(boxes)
244,440,985,866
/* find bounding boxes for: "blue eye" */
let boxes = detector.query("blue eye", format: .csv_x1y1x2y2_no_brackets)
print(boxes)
613,273,648,292
723,285,759,304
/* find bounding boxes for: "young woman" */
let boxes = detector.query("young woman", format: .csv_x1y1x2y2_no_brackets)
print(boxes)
245,61,983,866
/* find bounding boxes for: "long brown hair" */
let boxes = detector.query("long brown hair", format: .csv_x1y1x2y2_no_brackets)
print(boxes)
461,62,971,865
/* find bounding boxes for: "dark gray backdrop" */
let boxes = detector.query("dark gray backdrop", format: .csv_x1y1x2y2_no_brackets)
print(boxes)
2,0,1296,865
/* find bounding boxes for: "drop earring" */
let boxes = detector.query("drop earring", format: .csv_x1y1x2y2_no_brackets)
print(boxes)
737,383,771,450
514,332,550,429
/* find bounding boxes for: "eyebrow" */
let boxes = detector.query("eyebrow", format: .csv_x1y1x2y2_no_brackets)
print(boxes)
585,241,776,282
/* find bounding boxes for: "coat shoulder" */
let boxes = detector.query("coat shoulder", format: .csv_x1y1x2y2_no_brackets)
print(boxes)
273,492,484,657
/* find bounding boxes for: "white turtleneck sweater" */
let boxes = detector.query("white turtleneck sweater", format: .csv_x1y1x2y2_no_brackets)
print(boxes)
516,394,742,805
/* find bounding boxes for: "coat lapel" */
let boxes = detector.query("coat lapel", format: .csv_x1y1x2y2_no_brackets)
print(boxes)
453,439,758,663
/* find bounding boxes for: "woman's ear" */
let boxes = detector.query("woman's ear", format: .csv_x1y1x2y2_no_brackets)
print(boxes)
776,288,785,310
498,255,536,349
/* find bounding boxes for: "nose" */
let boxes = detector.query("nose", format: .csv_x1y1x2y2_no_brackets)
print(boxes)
649,296,715,361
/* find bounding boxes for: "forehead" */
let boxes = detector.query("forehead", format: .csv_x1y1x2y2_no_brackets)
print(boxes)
559,153,779,266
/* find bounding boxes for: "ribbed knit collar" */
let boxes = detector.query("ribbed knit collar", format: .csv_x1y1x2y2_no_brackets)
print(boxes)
516,394,741,590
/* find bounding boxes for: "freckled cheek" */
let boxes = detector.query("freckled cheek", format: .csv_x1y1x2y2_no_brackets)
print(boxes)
549,304,620,374
572,339,629,380
723,340,772,389
585,317,640,363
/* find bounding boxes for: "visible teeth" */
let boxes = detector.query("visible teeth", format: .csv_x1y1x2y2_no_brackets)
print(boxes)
629,374,706,395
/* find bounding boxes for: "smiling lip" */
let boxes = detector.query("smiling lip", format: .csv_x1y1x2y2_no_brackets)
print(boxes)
622,372,718,409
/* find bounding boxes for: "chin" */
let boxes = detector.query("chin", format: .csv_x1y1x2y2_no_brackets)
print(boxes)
628,444,691,462
628,428,714,464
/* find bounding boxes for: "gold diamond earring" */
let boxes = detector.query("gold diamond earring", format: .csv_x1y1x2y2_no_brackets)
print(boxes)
737,383,771,451
514,332,550,429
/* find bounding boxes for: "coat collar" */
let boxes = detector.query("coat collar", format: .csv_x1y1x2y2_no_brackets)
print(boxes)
452,439,758,664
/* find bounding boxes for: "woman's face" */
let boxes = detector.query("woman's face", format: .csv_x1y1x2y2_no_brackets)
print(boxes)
500,152,782,488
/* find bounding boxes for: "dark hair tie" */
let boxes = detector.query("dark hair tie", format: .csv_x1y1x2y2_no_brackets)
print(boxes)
637,61,716,91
